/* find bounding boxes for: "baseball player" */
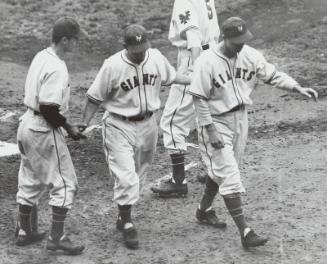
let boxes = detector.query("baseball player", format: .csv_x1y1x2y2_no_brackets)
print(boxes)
189,17,318,248
15,17,85,255
150,0,220,197
79,24,190,249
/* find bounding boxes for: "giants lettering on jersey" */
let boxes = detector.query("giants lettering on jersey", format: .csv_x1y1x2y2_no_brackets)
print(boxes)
120,73,158,91
213,67,255,88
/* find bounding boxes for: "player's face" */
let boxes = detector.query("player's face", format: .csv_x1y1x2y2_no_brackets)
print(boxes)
62,36,79,53
225,40,245,55
127,49,146,64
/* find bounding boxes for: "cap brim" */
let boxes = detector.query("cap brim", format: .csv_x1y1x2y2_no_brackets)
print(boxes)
228,30,253,44
126,41,150,53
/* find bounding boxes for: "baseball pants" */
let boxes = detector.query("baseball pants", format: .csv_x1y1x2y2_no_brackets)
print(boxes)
16,110,78,209
198,108,248,196
102,112,158,205
160,49,196,153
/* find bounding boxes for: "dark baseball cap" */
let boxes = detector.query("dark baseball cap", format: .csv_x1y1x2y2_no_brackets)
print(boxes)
124,24,150,53
221,17,253,44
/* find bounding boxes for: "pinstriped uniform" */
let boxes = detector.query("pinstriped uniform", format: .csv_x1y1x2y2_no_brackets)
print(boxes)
16,47,78,209
160,0,220,153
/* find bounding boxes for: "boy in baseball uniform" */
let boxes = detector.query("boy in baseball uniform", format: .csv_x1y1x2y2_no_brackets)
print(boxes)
80,24,190,249
151,0,221,197
189,17,318,248
16,17,85,255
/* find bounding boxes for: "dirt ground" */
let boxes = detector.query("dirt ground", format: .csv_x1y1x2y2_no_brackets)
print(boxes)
0,0,327,263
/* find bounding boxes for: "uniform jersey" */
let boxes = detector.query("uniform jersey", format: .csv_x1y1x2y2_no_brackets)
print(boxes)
189,43,299,115
87,48,177,117
168,0,220,49
24,47,70,116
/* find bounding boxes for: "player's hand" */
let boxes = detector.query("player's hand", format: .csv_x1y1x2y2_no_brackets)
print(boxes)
205,123,225,149
65,123,86,140
293,86,318,101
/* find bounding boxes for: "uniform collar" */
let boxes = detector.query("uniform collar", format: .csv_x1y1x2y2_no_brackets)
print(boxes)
121,49,149,67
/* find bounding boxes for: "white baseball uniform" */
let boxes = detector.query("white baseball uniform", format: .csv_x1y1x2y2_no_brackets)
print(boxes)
160,0,220,153
17,47,78,209
189,43,298,195
86,48,177,205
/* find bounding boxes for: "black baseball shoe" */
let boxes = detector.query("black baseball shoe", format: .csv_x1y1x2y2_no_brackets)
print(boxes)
196,208,227,228
150,178,188,197
116,218,139,249
16,229,46,246
46,235,85,255
241,229,268,249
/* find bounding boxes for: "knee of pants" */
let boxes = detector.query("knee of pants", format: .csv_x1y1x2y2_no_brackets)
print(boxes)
115,172,139,192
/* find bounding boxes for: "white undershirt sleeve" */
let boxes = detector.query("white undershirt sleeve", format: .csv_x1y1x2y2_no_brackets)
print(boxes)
193,96,213,127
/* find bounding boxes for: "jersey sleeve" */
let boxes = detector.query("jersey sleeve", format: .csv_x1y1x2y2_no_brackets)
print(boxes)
173,0,200,40
87,60,112,104
38,70,66,106
155,50,177,86
256,51,298,90
188,55,211,99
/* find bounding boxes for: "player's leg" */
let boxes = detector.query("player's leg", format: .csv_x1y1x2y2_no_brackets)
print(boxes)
103,115,140,249
46,128,84,255
135,115,158,192
216,111,268,248
195,124,231,228
15,116,46,246
151,87,195,197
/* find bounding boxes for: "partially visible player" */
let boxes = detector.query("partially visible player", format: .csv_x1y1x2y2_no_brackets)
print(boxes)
189,17,318,248
79,24,190,249
150,0,221,197
15,17,85,255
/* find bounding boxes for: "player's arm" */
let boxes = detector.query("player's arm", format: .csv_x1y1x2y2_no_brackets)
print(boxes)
173,72,191,85
79,60,111,131
186,29,202,65
79,98,101,131
38,71,85,140
188,57,224,149
256,51,318,100
193,97,224,149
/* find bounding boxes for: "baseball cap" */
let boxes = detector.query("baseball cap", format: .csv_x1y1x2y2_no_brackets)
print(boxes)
124,24,150,53
221,17,253,44
52,17,80,44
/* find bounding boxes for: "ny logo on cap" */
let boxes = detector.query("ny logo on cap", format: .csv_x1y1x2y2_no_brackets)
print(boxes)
237,25,243,32
136,34,142,42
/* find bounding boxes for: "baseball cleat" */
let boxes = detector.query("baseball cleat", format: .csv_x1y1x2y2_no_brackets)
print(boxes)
16,229,46,246
46,235,85,255
150,178,188,197
241,229,268,249
196,208,227,228
116,219,139,249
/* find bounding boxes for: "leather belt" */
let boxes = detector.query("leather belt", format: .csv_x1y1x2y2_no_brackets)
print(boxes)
228,104,245,113
202,44,209,50
27,107,40,115
112,112,153,122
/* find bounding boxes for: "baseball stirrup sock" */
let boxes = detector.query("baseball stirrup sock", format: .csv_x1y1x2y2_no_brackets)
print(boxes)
18,204,32,233
50,206,68,240
30,205,38,232
200,177,219,211
223,195,248,234
171,153,185,184
118,205,132,224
